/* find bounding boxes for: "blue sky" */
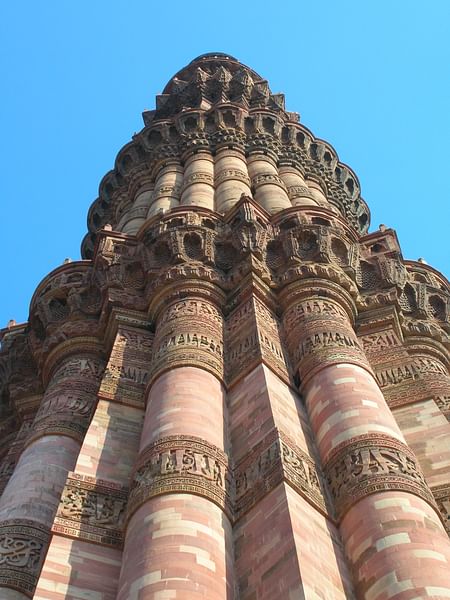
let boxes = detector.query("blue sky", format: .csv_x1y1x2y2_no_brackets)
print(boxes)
1,1,449,326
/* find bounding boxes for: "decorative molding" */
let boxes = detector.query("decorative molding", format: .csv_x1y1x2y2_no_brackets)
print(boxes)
234,429,327,520
99,326,153,408
225,296,291,387
324,433,437,520
359,330,402,353
128,435,232,520
53,474,128,548
150,298,224,383
431,484,450,536
26,356,104,446
435,396,450,420
127,429,327,525
375,358,450,409
375,357,448,389
284,310,370,383
0,519,50,597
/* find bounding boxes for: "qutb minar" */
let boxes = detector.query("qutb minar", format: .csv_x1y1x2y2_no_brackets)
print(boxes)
1,53,450,599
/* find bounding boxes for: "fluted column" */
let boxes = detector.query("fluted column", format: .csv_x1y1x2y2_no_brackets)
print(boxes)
0,416,35,498
214,147,251,214
121,186,154,234
305,178,328,207
148,160,183,218
117,285,234,599
0,343,104,599
180,152,215,210
226,287,355,599
278,165,319,207
34,315,153,599
247,153,291,213
281,280,450,599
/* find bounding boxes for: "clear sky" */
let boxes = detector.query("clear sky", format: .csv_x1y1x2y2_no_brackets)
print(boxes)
1,1,449,326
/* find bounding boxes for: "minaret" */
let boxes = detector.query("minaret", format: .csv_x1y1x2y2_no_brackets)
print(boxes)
0,53,450,600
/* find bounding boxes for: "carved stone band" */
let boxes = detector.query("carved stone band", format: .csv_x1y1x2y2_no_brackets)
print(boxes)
375,357,449,389
214,168,250,186
282,298,350,333
291,328,369,382
151,298,224,382
281,297,370,382
153,184,181,200
150,332,224,383
27,387,98,446
431,484,450,536
234,429,327,520
0,519,50,597
436,396,450,420
128,435,232,520
287,185,314,199
324,434,437,520
53,474,128,548
27,418,92,445
181,172,214,192
251,173,287,191
225,297,291,387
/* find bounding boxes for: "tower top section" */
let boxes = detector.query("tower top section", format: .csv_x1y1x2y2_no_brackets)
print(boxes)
82,54,370,257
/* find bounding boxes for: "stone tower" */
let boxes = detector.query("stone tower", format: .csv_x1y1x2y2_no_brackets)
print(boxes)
1,53,450,600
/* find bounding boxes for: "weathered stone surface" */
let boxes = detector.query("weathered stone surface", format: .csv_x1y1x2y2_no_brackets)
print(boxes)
1,53,450,599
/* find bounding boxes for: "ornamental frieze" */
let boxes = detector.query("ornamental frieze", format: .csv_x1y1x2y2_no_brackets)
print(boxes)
151,298,224,382
151,332,224,381
282,298,349,330
227,331,288,383
282,295,370,381
53,474,127,547
0,519,50,596
253,297,292,381
214,168,250,186
294,331,361,364
431,484,450,536
324,434,436,519
49,357,104,385
181,172,214,190
157,299,223,327
289,327,369,382
234,430,327,520
225,297,291,386
128,435,232,520
102,364,149,386
98,326,153,406
34,389,95,424
375,357,449,389
27,357,104,444
358,330,402,353
29,415,94,445
435,396,450,420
